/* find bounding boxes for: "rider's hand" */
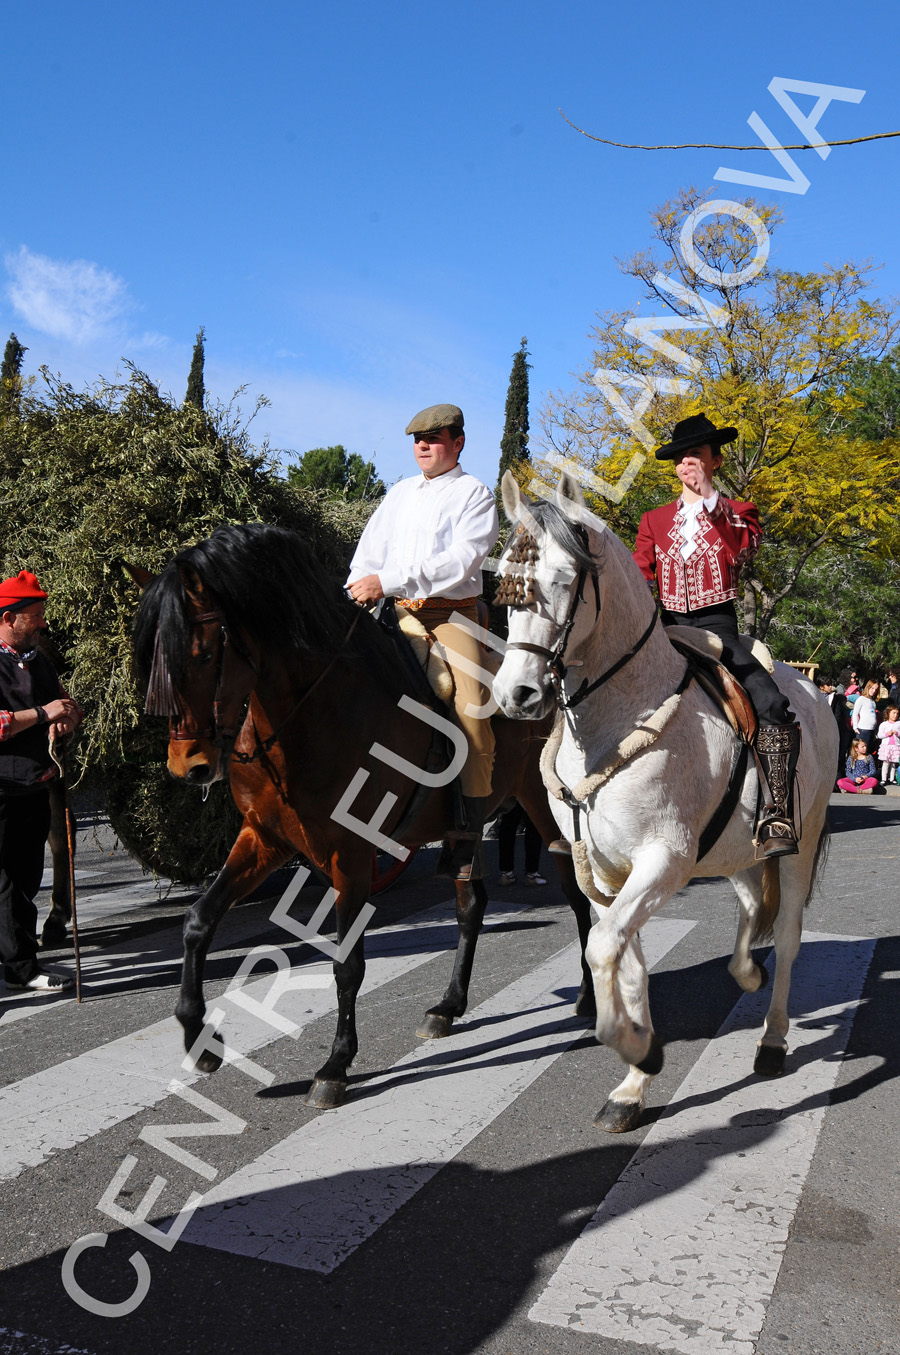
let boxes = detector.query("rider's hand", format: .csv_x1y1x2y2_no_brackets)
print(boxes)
348,575,385,605
678,458,716,499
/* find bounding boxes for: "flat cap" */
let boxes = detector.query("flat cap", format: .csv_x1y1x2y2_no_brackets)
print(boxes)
405,403,464,436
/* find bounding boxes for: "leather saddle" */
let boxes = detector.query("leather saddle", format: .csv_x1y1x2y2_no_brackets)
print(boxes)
666,626,760,745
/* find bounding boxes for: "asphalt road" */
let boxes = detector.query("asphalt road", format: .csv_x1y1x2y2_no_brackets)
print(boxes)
0,795,898,1355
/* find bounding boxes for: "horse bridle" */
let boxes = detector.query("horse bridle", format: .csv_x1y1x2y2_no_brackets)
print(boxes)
502,524,657,710
160,604,365,765
166,609,258,758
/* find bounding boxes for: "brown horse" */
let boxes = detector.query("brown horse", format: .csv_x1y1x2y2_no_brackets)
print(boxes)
132,524,594,1108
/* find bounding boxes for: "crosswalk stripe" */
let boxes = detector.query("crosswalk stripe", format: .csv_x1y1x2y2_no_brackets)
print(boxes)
0,899,525,1183
182,916,696,1273
528,931,874,1355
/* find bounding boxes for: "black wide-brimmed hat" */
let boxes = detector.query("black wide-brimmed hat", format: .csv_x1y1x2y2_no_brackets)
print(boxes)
654,413,738,461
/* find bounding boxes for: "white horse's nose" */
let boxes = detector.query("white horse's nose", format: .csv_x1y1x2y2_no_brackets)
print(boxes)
494,677,547,718
511,684,544,713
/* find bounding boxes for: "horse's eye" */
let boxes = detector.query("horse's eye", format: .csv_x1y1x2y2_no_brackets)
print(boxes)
197,650,214,665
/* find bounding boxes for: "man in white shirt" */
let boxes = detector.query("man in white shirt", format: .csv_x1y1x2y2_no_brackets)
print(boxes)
347,403,499,876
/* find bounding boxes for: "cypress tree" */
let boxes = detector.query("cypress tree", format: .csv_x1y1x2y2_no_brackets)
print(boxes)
0,333,27,411
496,336,531,527
185,326,206,409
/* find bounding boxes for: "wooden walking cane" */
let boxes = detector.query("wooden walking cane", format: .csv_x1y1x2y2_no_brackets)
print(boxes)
49,733,83,1002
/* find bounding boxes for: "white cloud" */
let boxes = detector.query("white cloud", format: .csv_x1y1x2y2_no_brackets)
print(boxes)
5,246,131,344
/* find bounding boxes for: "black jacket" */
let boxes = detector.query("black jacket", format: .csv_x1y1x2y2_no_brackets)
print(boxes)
0,649,61,794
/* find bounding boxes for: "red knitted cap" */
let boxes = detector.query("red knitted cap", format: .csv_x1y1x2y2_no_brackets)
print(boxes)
0,570,48,610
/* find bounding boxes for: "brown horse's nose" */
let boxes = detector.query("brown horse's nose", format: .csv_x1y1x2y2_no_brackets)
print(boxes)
167,739,221,784
184,763,214,785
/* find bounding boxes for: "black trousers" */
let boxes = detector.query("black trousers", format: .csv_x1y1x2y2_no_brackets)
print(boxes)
0,789,51,985
497,802,542,874
662,604,794,726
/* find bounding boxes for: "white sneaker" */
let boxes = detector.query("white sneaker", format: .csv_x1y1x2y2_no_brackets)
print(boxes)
498,871,517,886
525,872,547,886
6,968,75,992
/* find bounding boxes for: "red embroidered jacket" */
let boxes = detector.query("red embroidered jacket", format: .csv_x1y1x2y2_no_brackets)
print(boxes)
632,495,761,613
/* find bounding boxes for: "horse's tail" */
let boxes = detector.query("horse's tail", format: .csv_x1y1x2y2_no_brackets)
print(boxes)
752,859,781,945
752,811,831,943
807,813,831,905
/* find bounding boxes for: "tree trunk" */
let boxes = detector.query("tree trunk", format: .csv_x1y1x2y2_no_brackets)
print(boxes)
741,580,758,636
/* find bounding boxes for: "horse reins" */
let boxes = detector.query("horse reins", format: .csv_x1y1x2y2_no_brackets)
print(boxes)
232,607,365,764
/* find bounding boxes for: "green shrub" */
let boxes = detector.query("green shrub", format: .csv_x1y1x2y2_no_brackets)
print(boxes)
0,366,374,882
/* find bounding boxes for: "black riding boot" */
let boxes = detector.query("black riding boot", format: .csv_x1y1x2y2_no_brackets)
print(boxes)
436,796,490,880
754,723,801,859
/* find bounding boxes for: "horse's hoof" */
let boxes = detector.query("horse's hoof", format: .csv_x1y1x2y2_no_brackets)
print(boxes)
40,922,68,950
594,1098,643,1134
636,1033,664,1076
193,1049,223,1074
754,1044,786,1078
574,988,597,1020
416,1011,454,1040
755,962,770,990
306,1077,348,1109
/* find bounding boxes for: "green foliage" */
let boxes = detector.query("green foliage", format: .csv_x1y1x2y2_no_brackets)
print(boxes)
767,548,900,679
185,326,205,410
0,366,373,882
497,338,531,529
0,333,27,412
834,344,900,441
287,444,384,501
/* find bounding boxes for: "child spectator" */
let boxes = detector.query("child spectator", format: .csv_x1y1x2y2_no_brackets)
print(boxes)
876,706,900,785
850,680,880,755
837,739,879,794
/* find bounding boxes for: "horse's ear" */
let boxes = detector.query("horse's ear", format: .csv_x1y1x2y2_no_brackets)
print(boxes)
178,564,210,609
556,471,586,515
122,562,154,591
501,469,524,521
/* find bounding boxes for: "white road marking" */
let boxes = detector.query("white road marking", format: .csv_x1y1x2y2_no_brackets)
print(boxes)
183,917,696,1273
0,900,522,1182
529,932,874,1355
38,868,106,887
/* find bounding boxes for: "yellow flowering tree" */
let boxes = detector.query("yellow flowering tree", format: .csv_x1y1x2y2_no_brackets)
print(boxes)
538,187,899,637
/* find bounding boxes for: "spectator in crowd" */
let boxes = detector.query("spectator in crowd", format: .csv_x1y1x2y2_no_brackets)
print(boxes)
850,679,881,755
876,706,900,786
837,739,879,794
833,667,857,772
887,666,900,710
496,801,546,886
0,572,82,993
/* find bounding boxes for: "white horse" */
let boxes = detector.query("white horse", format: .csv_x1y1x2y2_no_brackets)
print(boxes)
492,471,836,1133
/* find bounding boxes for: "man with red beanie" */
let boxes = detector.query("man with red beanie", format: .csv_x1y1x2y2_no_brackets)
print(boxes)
0,571,81,993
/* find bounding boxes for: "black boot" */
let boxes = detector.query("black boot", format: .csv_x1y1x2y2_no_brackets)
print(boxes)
754,723,801,859
436,795,490,880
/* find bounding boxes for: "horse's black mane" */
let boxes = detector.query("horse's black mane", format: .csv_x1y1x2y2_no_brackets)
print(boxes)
133,523,388,685
522,498,597,576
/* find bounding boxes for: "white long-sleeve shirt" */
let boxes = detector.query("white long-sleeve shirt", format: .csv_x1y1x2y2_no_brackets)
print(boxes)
851,695,878,732
346,464,499,600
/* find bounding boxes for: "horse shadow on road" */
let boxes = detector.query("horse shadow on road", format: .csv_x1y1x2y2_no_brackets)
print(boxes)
1,938,896,1355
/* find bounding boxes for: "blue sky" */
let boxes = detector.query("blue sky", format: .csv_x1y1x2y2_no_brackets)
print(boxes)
4,0,898,488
